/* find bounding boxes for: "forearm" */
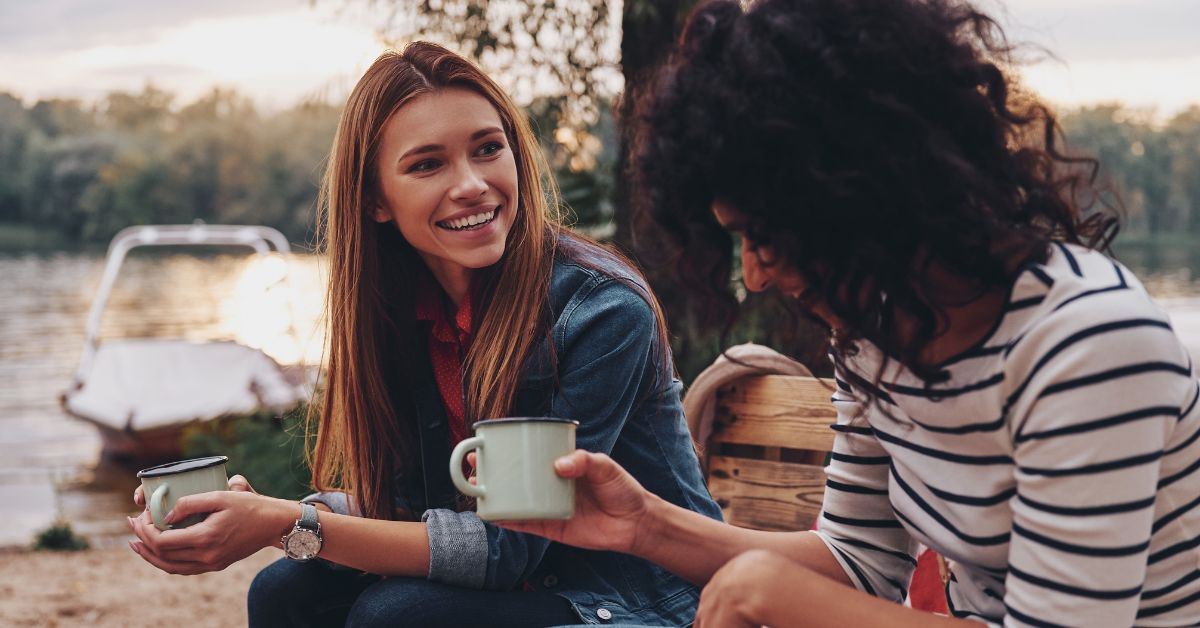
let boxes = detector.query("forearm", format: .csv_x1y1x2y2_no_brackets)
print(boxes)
636,494,852,587
758,569,984,628
275,502,431,577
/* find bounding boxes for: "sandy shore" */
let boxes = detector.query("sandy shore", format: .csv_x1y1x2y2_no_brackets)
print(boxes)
0,545,279,627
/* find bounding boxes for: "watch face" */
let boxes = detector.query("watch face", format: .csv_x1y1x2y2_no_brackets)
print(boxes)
285,530,321,560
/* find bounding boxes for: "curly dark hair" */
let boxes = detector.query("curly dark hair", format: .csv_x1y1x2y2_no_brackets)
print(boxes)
632,0,1118,383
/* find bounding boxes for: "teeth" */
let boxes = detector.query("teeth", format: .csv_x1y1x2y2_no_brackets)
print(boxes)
441,209,496,231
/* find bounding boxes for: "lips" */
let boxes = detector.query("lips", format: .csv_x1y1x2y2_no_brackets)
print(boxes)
436,206,500,231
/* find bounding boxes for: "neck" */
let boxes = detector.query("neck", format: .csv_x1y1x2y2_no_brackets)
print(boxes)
423,261,473,307
907,261,1009,367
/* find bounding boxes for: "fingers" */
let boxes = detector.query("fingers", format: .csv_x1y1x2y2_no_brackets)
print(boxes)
127,508,200,552
127,537,209,575
555,450,625,485
162,491,225,527
125,499,230,575
227,474,254,493
466,451,479,485
133,484,144,507
552,449,592,477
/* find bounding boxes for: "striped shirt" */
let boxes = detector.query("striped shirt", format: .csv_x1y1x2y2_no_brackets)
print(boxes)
814,243,1200,627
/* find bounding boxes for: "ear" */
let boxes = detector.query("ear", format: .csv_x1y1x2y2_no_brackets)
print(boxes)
371,205,391,224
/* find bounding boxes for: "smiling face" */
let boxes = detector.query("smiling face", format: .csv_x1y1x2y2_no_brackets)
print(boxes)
373,87,518,299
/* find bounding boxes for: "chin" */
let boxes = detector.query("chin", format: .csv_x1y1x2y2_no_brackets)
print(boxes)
463,246,507,269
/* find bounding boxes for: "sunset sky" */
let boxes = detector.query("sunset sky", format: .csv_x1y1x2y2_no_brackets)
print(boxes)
1,0,1197,116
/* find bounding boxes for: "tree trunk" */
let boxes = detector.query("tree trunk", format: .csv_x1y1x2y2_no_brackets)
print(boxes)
613,0,692,257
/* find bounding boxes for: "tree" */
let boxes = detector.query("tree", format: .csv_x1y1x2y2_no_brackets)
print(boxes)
0,92,32,222
362,0,832,380
1164,107,1200,234
363,0,696,238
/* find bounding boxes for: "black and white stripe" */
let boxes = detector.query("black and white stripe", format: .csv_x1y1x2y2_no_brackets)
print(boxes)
815,243,1200,626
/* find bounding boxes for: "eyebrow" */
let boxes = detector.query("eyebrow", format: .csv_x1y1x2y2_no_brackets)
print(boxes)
397,127,505,163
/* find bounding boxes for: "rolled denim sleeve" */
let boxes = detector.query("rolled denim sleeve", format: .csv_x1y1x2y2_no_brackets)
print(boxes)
301,491,357,516
427,277,661,591
423,508,489,588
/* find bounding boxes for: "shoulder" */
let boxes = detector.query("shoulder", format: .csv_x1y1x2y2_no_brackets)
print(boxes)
1002,243,1191,403
550,234,655,314
547,234,657,342
1006,243,1177,352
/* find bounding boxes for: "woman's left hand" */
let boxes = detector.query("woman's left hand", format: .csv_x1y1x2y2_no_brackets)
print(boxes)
126,490,293,575
694,549,812,628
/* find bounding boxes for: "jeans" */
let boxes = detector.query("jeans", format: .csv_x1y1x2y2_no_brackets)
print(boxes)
247,559,580,628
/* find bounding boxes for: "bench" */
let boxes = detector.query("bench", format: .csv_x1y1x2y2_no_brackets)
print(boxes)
694,372,948,612
700,374,835,531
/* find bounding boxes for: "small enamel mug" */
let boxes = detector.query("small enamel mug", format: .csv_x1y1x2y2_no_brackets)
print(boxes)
449,418,578,521
136,455,229,531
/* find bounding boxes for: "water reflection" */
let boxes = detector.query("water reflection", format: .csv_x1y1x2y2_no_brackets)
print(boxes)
1,245,1198,548
217,254,326,366
0,252,326,547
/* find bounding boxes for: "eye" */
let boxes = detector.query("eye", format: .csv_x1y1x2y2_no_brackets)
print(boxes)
476,141,504,157
407,159,441,174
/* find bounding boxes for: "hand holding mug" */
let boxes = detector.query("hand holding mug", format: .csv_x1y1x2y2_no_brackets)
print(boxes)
127,489,293,575
133,473,256,508
449,417,580,521
496,449,655,555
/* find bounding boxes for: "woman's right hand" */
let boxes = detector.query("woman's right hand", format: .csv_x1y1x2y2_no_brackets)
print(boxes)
495,449,655,554
133,474,258,507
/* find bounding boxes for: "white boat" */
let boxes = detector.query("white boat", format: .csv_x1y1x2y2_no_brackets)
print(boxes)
60,224,310,460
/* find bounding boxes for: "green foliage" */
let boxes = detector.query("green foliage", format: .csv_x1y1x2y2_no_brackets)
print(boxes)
378,0,617,127
181,404,313,501
0,86,340,248
32,520,90,552
1060,105,1200,235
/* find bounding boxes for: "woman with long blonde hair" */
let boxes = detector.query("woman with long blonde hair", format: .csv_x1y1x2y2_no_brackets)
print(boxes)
126,42,720,627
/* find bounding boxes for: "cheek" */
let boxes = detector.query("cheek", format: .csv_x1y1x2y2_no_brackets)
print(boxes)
494,153,519,197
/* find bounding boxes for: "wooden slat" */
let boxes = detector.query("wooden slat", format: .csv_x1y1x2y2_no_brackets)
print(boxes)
706,455,826,532
711,375,837,452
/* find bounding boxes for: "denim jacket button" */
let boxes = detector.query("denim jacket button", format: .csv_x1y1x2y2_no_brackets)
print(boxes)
596,608,612,621
542,574,559,588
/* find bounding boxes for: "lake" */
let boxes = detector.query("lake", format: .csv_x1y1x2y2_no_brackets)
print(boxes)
1,240,1199,548
0,251,325,547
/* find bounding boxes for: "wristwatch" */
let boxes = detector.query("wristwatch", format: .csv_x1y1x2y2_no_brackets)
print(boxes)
282,502,323,561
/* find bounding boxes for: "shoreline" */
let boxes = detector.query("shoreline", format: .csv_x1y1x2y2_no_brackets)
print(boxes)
0,545,278,626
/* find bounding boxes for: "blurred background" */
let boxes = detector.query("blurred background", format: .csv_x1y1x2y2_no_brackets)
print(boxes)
1,0,1198,572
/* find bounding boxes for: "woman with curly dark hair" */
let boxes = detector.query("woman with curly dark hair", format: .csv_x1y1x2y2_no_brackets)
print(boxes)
499,0,1200,626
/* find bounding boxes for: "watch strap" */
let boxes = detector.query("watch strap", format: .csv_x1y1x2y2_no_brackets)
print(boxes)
298,502,319,531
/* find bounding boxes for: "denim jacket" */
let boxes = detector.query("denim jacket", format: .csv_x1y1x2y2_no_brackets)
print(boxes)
309,236,723,626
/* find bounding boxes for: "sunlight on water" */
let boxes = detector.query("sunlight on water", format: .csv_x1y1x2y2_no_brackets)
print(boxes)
0,252,328,548
0,248,1198,548
217,254,327,366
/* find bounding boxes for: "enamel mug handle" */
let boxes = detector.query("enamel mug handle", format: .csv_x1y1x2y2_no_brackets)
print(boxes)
150,483,170,530
449,436,486,498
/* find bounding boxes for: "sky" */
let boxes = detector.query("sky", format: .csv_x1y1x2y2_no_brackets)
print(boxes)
1,0,1198,117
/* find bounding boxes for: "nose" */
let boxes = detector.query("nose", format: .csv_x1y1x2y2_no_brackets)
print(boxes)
449,162,488,201
741,239,772,292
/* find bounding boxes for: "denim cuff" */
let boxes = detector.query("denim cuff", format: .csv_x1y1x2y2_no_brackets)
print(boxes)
421,508,488,589
302,491,357,516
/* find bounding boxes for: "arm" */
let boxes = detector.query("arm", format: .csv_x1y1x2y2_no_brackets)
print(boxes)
695,550,982,628
504,451,988,627
128,487,433,577
998,302,1189,626
422,278,692,590
501,363,918,593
